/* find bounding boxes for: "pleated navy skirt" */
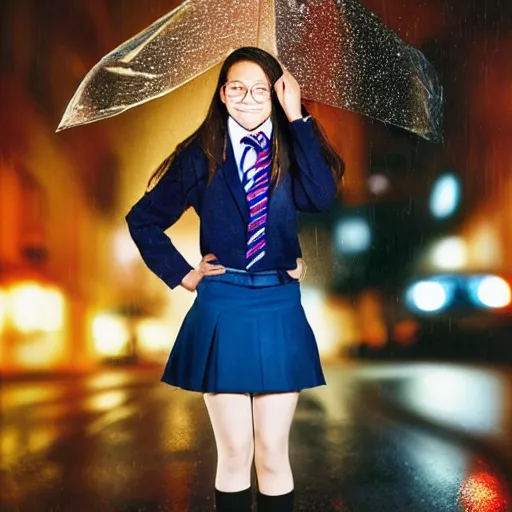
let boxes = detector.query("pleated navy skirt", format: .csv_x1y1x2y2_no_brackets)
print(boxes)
161,267,326,393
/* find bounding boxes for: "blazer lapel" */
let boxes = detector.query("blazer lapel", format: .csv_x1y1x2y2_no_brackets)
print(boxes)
221,136,249,224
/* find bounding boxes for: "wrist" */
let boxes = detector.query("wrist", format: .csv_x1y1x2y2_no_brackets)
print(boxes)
182,267,199,283
289,114,312,124
288,114,303,123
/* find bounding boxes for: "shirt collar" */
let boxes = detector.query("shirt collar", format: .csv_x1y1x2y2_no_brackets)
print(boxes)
228,116,273,144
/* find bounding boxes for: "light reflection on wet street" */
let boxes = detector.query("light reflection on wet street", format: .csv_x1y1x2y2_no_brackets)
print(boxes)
1,363,510,511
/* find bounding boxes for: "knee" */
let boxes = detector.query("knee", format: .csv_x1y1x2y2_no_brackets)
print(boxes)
218,438,254,473
254,437,288,474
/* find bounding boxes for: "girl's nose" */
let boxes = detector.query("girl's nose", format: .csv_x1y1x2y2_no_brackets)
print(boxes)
241,95,255,105
241,89,257,104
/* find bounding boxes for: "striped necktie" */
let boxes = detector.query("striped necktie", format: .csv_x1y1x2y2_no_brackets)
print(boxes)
239,131,272,270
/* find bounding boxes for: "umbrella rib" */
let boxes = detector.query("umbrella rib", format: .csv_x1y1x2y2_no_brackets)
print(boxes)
103,67,158,78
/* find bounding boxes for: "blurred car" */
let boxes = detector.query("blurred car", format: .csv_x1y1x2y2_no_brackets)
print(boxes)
397,272,512,360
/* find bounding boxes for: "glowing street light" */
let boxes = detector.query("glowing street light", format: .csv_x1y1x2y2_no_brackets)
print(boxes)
8,282,65,333
92,313,131,357
430,237,467,270
430,173,461,219
335,217,372,254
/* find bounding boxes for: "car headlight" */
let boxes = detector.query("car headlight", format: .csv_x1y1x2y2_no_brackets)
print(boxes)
467,276,511,309
405,279,455,313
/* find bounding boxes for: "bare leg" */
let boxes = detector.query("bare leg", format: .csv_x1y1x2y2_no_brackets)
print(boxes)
253,392,300,495
203,392,254,492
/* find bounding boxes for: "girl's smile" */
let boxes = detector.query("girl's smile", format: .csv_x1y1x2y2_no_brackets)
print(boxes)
233,107,264,113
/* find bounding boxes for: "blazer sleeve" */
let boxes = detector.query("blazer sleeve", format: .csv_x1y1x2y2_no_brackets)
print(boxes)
125,146,202,290
288,117,338,213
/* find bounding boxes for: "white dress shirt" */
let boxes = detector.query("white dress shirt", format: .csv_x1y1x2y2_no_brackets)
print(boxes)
227,116,273,182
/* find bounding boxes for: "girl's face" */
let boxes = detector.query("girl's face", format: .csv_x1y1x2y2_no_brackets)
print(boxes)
220,60,272,131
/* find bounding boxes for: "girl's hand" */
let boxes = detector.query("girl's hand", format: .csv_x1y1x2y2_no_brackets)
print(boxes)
274,67,303,123
181,253,226,291
286,257,305,281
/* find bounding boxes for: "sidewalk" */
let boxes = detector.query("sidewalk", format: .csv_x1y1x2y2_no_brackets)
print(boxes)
353,361,512,480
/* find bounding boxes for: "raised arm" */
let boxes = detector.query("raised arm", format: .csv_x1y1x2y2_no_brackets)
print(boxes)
289,118,338,213
125,145,203,290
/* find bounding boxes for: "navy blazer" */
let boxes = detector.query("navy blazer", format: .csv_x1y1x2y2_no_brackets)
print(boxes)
125,117,338,290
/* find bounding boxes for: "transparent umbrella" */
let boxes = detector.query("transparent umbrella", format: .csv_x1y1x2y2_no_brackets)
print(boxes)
56,0,443,142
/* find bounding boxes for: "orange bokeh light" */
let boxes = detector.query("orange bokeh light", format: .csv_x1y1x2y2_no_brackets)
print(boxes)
458,469,510,512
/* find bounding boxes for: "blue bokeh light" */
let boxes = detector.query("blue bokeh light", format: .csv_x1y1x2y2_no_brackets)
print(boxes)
430,173,460,219
335,217,371,254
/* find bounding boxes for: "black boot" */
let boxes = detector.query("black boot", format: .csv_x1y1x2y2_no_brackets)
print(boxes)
215,486,252,511
256,489,294,511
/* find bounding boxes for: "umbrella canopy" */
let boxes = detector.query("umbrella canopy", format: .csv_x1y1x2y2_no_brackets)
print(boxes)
57,0,443,142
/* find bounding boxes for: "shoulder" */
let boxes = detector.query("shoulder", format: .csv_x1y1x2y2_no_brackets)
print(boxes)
165,137,207,191
177,136,205,160
175,137,208,171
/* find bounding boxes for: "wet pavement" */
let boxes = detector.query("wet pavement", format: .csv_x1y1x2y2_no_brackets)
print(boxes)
1,362,511,511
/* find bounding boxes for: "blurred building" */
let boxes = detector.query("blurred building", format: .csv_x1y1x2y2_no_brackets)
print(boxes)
0,2,122,373
1,0,510,371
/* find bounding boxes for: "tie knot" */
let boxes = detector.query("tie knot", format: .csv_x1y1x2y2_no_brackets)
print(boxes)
240,131,270,153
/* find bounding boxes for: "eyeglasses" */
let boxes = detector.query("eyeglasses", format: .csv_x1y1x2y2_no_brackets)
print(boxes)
222,81,272,104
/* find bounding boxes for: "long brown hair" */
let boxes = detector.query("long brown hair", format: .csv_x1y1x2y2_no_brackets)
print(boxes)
147,46,344,193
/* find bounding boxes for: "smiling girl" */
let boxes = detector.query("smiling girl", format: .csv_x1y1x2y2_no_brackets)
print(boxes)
126,46,344,511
